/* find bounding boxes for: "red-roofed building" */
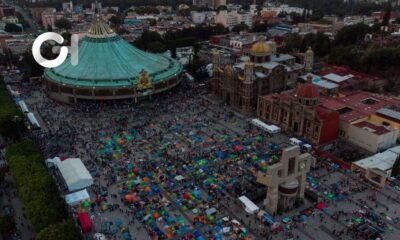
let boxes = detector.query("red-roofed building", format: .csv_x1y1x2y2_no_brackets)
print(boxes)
257,83,339,146
316,65,386,92
320,91,400,152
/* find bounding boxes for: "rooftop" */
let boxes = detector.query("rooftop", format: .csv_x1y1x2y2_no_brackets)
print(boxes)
353,121,391,135
323,73,353,83
353,145,400,173
45,19,182,88
321,91,400,123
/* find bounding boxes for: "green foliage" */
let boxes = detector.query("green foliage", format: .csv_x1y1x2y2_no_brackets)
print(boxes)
134,6,160,15
231,23,249,33
362,48,400,71
0,77,25,138
4,141,77,235
61,32,72,42
147,41,166,53
55,18,72,30
252,21,268,33
37,220,83,240
0,215,16,238
21,49,44,79
283,32,331,57
310,9,324,21
4,23,22,33
334,23,371,46
382,3,392,26
328,46,361,69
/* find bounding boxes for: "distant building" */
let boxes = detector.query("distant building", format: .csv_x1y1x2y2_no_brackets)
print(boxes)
193,0,226,9
345,120,398,153
257,145,313,214
352,145,400,187
190,11,214,24
0,4,15,18
211,40,304,114
321,91,400,151
215,10,253,28
257,78,340,146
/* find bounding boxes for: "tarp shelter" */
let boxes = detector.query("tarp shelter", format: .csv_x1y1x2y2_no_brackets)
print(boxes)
27,112,40,129
57,158,93,192
238,196,259,214
175,175,184,181
18,100,29,113
78,212,92,233
65,189,90,206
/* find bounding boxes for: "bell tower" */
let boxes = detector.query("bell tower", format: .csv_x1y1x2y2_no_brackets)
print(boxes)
304,46,314,73
211,49,221,96
242,60,254,113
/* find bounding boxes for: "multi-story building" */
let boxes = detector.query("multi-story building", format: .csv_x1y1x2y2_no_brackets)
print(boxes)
215,10,253,28
193,0,226,9
256,145,313,214
211,40,304,114
257,77,340,146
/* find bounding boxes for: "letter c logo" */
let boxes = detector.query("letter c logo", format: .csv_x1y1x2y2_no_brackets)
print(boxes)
32,32,68,68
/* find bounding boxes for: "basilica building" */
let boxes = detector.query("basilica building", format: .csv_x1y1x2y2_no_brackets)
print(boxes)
210,40,305,114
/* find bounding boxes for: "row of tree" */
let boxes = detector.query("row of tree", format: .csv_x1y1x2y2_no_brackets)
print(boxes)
5,141,82,239
0,77,25,138
134,24,228,54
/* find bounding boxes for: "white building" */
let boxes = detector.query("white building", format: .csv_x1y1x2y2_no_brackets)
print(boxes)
190,11,214,24
352,145,400,187
345,121,398,153
262,4,309,15
215,10,253,28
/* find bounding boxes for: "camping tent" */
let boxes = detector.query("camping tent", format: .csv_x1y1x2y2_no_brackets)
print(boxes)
18,100,29,113
57,158,93,192
238,196,259,214
27,112,40,129
78,212,92,233
65,189,90,206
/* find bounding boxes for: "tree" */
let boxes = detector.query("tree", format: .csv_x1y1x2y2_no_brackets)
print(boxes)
252,21,267,33
55,18,71,30
231,23,249,33
310,9,324,21
147,41,166,53
0,216,16,238
109,15,122,27
334,23,371,46
382,3,392,26
0,77,25,138
61,32,72,42
37,220,82,240
392,156,400,178
4,23,22,33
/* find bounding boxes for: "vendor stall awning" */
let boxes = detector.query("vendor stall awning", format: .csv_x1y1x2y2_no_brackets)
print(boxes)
65,189,90,206
238,196,259,214
57,158,93,192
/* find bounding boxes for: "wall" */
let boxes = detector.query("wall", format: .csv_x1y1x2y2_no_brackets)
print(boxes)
346,124,397,153
370,114,400,137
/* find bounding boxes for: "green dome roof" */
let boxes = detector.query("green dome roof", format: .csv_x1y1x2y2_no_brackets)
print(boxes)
45,19,182,88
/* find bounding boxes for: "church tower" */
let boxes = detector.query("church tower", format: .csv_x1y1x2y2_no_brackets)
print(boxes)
242,60,254,113
211,49,221,96
304,47,314,73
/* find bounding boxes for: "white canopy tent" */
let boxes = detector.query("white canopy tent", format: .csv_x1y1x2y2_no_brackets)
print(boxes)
238,196,259,214
57,158,93,192
65,189,90,206
18,100,29,113
27,112,40,129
